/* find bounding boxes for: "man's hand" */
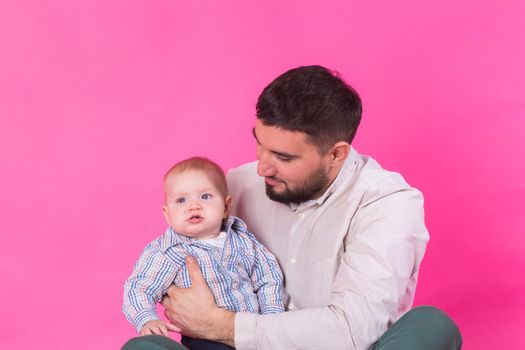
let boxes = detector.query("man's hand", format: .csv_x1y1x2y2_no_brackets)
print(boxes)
161,256,235,346
140,320,180,337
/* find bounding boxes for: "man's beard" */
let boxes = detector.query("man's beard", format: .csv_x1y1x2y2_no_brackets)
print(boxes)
265,165,330,205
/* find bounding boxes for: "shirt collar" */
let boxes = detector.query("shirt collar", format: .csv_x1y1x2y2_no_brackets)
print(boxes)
159,215,247,252
289,147,359,212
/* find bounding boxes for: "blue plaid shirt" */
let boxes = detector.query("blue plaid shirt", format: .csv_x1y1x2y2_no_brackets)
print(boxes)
123,216,287,332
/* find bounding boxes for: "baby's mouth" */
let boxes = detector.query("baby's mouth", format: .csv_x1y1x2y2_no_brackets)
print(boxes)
187,215,203,223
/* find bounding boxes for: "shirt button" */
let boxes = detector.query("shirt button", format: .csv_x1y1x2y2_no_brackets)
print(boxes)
290,258,296,264
288,303,295,310
298,212,305,218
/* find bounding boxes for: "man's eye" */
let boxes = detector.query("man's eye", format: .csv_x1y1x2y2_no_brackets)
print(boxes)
277,156,292,162
201,193,211,200
176,197,186,204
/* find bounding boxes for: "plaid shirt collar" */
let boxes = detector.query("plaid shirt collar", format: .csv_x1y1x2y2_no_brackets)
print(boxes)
159,215,248,252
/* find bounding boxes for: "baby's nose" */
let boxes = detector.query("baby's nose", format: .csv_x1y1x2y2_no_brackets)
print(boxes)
189,200,202,210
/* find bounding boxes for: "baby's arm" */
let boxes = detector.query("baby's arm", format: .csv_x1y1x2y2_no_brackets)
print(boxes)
123,239,179,333
140,320,180,336
248,233,288,314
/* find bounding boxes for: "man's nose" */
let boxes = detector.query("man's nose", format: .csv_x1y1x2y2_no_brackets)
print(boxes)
257,152,276,177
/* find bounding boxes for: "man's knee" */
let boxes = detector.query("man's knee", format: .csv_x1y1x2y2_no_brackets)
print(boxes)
408,306,463,349
373,306,462,350
411,306,460,334
122,335,188,350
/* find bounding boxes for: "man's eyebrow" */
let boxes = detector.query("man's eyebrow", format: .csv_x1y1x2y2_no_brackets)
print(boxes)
252,127,298,159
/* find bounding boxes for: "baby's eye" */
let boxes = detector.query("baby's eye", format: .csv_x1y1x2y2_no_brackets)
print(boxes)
201,193,212,200
176,197,186,204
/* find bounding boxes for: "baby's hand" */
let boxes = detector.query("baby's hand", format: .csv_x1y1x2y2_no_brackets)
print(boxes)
140,320,180,337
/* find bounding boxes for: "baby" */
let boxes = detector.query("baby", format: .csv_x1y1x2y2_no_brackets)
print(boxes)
123,157,287,350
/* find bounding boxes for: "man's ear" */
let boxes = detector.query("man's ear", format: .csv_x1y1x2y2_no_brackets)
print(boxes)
328,141,350,166
162,205,170,225
223,195,233,218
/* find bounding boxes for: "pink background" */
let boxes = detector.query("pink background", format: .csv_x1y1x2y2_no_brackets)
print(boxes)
1,1,523,349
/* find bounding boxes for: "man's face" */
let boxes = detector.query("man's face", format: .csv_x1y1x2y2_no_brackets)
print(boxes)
253,119,331,204
162,170,230,239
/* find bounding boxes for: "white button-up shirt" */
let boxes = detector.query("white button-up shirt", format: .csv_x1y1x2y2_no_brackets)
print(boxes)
227,148,429,350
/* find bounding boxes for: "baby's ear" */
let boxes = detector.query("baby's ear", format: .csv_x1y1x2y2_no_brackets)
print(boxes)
161,205,170,225
223,195,233,218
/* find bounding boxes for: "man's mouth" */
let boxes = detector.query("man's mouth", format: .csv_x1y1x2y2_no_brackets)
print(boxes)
187,215,204,223
265,177,283,186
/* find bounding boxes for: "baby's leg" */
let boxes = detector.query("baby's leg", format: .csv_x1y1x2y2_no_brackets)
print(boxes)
181,336,235,350
122,335,188,350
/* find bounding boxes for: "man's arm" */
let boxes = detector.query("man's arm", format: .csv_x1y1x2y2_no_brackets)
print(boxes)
164,188,428,349
235,187,428,350
162,256,236,347
162,255,354,349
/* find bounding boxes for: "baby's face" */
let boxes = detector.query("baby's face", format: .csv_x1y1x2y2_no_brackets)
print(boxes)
162,169,229,239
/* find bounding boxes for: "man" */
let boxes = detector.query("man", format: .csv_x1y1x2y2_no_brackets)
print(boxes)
123,65,462,349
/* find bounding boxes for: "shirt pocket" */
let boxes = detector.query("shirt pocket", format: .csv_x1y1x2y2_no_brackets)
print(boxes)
291,256,338,308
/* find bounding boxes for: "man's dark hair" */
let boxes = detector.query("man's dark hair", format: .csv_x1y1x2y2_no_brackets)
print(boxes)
256,65,362,154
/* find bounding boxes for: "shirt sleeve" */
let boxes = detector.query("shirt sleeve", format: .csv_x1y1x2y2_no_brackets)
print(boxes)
235,187,429,350
247,233,288,314
122,240,180,333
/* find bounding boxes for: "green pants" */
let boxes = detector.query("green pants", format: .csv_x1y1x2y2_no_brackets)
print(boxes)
371,306,462,349
122,306,462,350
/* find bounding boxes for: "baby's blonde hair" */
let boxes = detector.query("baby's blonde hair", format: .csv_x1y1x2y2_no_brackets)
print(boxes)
164,157,228,198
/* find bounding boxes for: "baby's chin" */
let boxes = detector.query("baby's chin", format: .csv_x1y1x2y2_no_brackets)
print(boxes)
180,230,220,240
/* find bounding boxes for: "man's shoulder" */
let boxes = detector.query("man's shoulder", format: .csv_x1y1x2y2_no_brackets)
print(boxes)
226,160,262,197
225,161,271,221
226,160,258,184
360,157,409,187
352,152,423,201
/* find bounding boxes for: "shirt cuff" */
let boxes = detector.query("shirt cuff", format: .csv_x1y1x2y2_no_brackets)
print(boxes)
234,312,257,350
134,309,160,333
